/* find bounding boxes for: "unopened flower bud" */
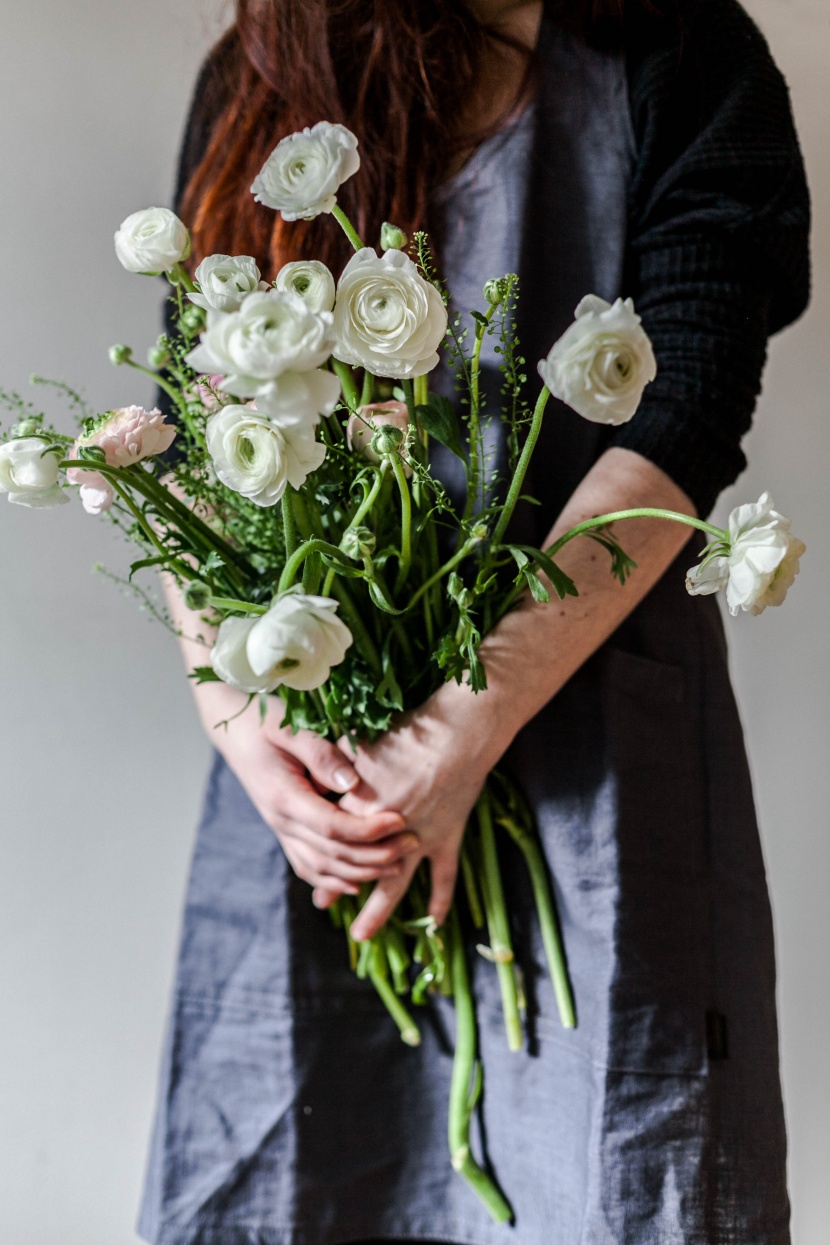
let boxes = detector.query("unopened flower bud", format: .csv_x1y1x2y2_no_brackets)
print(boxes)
183,581,212,611
148,344,171,369
380,221,409,252
447,572,474,611
483,277,508,306
341,525,376,560
180,304,205,333
11,417,42,438
109,343,133,366
370,424,404,457
470,522,488,544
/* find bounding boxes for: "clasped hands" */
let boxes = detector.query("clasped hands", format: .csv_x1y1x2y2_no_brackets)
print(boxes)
217,684,500,943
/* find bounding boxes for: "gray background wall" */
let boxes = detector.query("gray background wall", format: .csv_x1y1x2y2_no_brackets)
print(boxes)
0,1,826,1241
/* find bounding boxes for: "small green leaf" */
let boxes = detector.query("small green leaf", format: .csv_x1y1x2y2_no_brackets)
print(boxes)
415,394,465,461
189,665,221,684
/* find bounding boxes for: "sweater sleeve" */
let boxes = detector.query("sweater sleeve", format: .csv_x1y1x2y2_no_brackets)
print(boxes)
612,0,810,517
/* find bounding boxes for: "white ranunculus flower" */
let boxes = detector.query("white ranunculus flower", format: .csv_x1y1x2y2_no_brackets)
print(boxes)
206,404,326,506
248,593,353,691
274,260,336,314
185,290,335,399
188,254,267,313
210,594,352,693
251,122,360,221
0,438,69,508
538,294,657,425
685,493,806,616
114,207,191,274
333,248,447,379
254,369,342,427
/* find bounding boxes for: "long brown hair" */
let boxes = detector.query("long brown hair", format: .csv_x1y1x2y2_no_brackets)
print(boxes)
180,0,644,280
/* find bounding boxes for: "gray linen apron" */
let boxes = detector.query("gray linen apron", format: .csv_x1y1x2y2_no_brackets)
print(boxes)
138,25,790,1245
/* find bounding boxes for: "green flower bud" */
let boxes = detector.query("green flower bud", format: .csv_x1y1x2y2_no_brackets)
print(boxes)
183,581,212,611
341,525,376,560
370,424,404,457
109,343,133,366
447,572,474,611
380,221,408,251
483,277,508,307
470,522,489,544
11,417,42,438
180,304,205,333
148,344,171,369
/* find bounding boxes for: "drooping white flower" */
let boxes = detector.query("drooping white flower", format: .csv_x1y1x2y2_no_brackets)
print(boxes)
254,369,342,427
0,438,69,508
188,254,267,313
251,122,360,221
206,404,326,506
685,493,806,616
211,593,352,693
185,290,335,398
538,295,657,425
274,260,336,314
114,207,191,274
333,248,447,379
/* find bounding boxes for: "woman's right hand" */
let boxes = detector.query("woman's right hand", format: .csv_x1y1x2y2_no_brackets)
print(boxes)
199,683,417,900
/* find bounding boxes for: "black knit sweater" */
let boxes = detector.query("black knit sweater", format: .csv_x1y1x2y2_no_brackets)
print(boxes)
167,0,810,518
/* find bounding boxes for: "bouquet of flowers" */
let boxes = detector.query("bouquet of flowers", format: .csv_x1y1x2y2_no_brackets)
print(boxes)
0,122,806,1223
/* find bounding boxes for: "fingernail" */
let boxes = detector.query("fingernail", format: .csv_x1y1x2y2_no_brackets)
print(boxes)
332,767,358,793
401,834,420,852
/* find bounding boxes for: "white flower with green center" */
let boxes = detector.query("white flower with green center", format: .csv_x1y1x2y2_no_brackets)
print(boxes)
686,492,806,616
188,254,267,313
333,247,447,379
185,290,335,399
274,260,336,313
210,594,352,693
205,404,326,507
538,294,657,425
251,122,360,221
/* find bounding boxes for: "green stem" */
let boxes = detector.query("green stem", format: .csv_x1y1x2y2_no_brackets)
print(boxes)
367,945,421,1046
329,579,382,678
282,491,298,559
208,597,267,616
460,844,485,930
446,907,514,1224
322,465,388,597
169,262,198,293
391,456,412,592
489,384,551,549
332,359,360,410
277,538,354,594
110,481,186,573
403,537,478,613
477,791,523,1052
360,370,375,407
545,507,724,558
497,806,575,1029
463,304,498,521
331,204,365,251
123,358,184,410
413,374,429,408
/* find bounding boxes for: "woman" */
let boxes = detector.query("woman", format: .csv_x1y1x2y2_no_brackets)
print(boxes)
138,1,810,1242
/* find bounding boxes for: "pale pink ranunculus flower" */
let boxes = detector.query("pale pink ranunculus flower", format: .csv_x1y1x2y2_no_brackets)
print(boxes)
77,473,115,515
346,401,412,474
70,405,177,472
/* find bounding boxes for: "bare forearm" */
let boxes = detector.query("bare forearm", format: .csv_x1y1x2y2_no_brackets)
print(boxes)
433,446,698,762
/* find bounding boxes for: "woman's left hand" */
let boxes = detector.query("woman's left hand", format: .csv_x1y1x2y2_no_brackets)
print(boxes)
322,685,503,941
